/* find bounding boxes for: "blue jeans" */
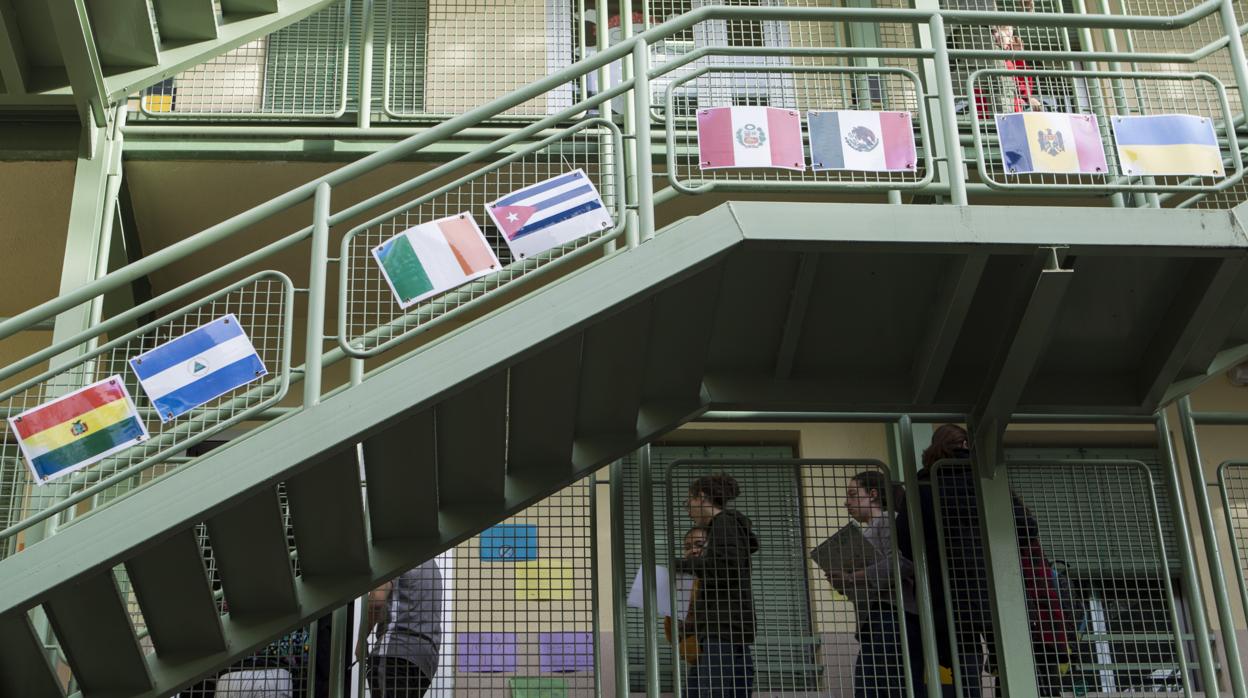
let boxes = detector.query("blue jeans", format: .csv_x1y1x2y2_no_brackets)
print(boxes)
855,604,907,698
684,640,754,698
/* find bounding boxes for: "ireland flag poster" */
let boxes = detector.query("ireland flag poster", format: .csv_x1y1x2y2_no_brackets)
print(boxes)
373,212,501,308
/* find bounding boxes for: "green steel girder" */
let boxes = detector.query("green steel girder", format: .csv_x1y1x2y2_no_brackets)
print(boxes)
45,0,107,127
0,0,29,94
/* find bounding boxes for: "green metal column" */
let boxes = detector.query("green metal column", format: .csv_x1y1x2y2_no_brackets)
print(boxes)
1157,410,1220,696
898,416,944,698
1177,398,1247,698
970,438,1039,696
610,459,631,698
928,16,967,206
637,444,662,697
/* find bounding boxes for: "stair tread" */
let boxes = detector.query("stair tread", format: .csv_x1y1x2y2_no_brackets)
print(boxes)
44,571,153,695
126,529,225,658
151,0,218,42
206,488,299,618
436,371,508,510
363,410,439,541
286,453,371,576
84,0,160,68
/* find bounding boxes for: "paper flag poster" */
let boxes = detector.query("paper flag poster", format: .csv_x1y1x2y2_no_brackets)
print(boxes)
516,559,573,601
538,632,593,673
480,523,539,561
129,314,267,423
509,677,570,698
1111,114,1224,177
9,376,147,484
995,112,1108,175
808,110,917,172
626,565,695,620
486,169,612,260
373,212,501,308
696,106,805,171
457,632,518,673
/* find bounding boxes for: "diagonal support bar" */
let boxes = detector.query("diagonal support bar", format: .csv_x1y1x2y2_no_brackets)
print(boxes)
0,0,30,94
774,252,819,379
970,250,1073,474
46,0,109,126
912,252,987,403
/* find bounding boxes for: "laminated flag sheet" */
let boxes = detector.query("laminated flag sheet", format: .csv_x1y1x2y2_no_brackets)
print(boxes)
129,314,267,422
1111,114,1224,177
696,106,805,171
487,169,612,260
9,376,147,484
373,212,501,308
808,110,917,172
995,112,1108,175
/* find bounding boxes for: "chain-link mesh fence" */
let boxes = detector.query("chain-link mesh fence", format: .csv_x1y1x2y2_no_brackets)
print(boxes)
0,273,293,561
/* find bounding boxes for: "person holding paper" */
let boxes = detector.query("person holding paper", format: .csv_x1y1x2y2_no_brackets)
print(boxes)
675,473,760,698
824,471,918,698
665,526,708,663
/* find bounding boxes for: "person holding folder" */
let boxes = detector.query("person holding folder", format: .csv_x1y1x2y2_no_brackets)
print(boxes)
815,471,918,698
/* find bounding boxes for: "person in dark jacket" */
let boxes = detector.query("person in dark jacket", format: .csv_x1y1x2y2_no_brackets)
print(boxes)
674,473,760,698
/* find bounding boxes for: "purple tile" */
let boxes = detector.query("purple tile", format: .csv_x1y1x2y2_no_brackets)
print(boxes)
538,632,593,673
457,632,518,673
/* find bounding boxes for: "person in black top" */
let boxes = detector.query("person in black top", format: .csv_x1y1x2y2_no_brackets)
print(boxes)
674,473,760,698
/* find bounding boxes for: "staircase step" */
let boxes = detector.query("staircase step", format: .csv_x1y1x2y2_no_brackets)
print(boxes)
575,302,653,436
206,488,298,619
84,0,160,68
641,264,723,404
151,0,218,42
436,372,508,513
220,0,280,14
362,410,439,541
286,453,371,577
44,571,153,695
125,529,225,658
507,335,584,501
0,611,65,698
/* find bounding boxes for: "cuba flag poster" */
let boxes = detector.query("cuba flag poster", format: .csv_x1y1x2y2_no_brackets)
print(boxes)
129,314,267,422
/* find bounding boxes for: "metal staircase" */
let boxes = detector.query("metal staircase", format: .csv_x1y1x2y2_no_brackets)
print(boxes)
0,0,341,122
3,200,1248,697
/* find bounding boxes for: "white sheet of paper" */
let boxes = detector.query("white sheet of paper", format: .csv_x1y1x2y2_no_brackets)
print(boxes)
626,565,695,619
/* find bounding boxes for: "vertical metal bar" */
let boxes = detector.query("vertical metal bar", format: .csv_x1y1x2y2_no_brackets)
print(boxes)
1157,411,1216,696
928,16,967,206
347,355,366,698
357,0,375,128
595,0,618,255
1072,0,1124,208
666,459,683,698
1219,0,1248,118
591,478,603,698
619,0,640,250
578,0,589,116
609,459,631,698
305,183,331,407
632,40,655,243
1176,399,1248,698
898,416,943,698
637,445,662,698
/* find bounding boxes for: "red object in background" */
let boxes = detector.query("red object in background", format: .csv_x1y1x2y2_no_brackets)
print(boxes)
973,59,1037,118
586,11,648,44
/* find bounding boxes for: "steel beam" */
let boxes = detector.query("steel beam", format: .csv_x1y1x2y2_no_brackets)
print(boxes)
0,0,30,94
1139,257,1246,407
773,252,819,379
45,0,108,126
912,253,987,403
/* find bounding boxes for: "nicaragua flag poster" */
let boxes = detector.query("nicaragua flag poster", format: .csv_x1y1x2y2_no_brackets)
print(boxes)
8,376,148,484
129,314,267,422
486,169,613,260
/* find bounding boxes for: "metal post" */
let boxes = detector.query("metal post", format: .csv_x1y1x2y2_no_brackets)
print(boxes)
595,0,618,255
1177,398,1248,698
609,459,631,698
1219,0,1248,118
928,16,968,206
632,40,655,243
357,0,375,129
637,445,662,698
620,0,639,250
898,416,944,698
591,478,604,698
1157,410,1219,696
304,183,331,407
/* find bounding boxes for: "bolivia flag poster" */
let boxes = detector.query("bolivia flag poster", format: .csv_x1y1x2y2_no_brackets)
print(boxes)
8,376,148,484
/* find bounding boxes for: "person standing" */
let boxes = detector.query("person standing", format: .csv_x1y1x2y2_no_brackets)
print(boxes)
674,474,760,698
362,559,443,698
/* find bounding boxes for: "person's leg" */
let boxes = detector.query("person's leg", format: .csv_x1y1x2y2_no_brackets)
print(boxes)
731,643,754,698
856,606,906,698
366,655,386,697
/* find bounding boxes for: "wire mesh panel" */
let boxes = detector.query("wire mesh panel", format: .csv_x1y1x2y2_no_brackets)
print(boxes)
664,66,931,194
1121,0,1244,115
384,0,576,118
928,460,1188,698
338,120,623,357
387,478,595,697
970,70,1240,192
140,1,350,119
1218,461,1248,646
0,273,293,561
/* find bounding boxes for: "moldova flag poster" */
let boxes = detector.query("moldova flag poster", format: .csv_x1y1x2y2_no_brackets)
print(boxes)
8,376,148,484
995,112,1108,175
373,212,501,308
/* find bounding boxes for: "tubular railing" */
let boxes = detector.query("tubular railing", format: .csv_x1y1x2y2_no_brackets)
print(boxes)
4,1,1248,554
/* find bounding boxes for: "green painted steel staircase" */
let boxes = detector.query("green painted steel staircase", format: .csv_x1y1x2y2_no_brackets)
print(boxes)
3,201,1248,697
0,0,341,120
